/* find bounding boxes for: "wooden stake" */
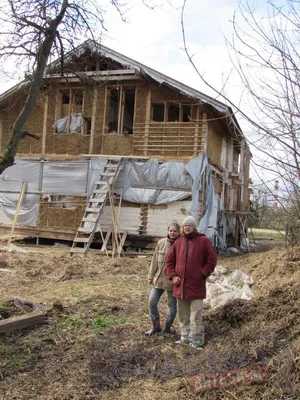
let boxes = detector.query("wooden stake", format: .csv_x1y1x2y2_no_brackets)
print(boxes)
8,182,27,247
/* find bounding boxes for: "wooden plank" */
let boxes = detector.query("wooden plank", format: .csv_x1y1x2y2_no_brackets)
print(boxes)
0,311,45,333
81,217,97,223
131,185,191,192
41,94,48,155
69,248,85,253
143,88,152,156
0,225,76,240
8,182,27,247
193,105,200,156
89,86,98,154
101,227,112,252
74,238,90,243
81,154,149,160
45,69,137,79
46,76,141,85
202,112,208,153
118,230,128,255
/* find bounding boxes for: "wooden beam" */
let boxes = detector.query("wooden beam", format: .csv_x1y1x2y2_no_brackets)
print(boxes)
44,69,137,78
41,94,48,155
101,85,108,153
143,87,152,156
0,225,77,241
8,182,27,247
131,185,191,192
193,105,200,156
0,311,45,333
202,112,208,153
89,86,98,154
0,114,2,150
47,76,141,84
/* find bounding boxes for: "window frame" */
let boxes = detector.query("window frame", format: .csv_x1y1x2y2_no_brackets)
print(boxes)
151,102,193,123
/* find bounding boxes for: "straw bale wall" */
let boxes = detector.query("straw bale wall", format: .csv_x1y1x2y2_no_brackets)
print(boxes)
92,85,106,154
133,82,149,125
207,120,224,167
38,197,85,230
0,94,44,154
102,134,133,155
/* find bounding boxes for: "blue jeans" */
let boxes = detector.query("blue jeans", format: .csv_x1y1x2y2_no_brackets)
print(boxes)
149,287,177,324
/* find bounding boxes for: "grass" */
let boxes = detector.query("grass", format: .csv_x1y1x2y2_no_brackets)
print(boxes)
0,247,299,400
250,228,285,240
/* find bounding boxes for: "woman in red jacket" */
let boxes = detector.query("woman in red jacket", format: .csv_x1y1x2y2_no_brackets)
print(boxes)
166,215,217,349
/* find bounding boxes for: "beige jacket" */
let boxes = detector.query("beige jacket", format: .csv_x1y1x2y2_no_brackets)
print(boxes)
148,237,175,291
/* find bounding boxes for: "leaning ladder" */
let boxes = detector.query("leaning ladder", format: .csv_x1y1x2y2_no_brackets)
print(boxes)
70,158,122,255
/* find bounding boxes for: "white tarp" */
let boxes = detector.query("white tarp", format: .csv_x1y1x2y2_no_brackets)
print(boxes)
114,159,193,204
0,161,40,226
185,153,215,233
205,265,254,309
0,155,217,234
42,161,88,195
55,113,82,133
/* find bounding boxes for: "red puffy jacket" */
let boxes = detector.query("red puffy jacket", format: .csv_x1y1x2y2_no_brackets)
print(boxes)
166,231,217,300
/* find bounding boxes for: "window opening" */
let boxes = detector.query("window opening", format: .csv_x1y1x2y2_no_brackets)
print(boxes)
62,92,70,104
108,89,119,133
182,104,191,122
84,118,92,135
55,89,84,134
168,103,180,122
108,87,135,134
123,89,135,134
152,103,165,122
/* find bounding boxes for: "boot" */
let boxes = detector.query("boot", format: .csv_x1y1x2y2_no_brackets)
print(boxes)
144,318,161,336
160,319,176,335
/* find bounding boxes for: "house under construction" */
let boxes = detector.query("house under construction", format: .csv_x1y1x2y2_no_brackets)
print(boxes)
0,40,251,253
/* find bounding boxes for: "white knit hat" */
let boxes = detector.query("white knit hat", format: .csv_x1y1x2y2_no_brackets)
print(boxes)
182,215,197,227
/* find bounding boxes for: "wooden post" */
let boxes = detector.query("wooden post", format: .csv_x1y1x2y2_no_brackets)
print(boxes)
66,89,72,133
0,114,3,151
193,105,200,156
101,86,108,154
89,87,98,154
41,93,49,155
234,185,241,248
202,112,208,153
108,184,119,258
143,88,151,156
8,182,27,247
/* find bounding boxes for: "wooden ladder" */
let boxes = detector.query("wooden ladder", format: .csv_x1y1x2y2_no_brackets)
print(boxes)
70,158,122,255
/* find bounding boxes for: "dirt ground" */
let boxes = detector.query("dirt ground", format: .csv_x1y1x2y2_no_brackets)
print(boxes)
0,237,299,400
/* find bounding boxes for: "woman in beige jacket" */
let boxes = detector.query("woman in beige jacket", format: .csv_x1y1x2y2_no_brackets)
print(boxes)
144,222,181,335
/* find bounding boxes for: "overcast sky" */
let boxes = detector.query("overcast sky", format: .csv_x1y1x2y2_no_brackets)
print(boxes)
0,0,243,101
0,0,274,184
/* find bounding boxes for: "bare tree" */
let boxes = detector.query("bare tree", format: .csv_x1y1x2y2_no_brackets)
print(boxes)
0,0,156,173
181,0,300,232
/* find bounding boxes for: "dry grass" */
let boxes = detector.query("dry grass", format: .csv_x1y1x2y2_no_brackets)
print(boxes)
0,244,299,399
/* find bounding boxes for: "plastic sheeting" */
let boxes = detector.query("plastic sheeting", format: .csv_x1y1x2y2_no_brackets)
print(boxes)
0,161,40,227
185,153,215,233
0,160,89,227
42,161,88,195
205,265,254,309
55,113,82,133
0,155,216,233
114,159,193,204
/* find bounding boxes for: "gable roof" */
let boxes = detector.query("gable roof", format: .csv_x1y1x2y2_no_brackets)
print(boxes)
0,39,243,137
